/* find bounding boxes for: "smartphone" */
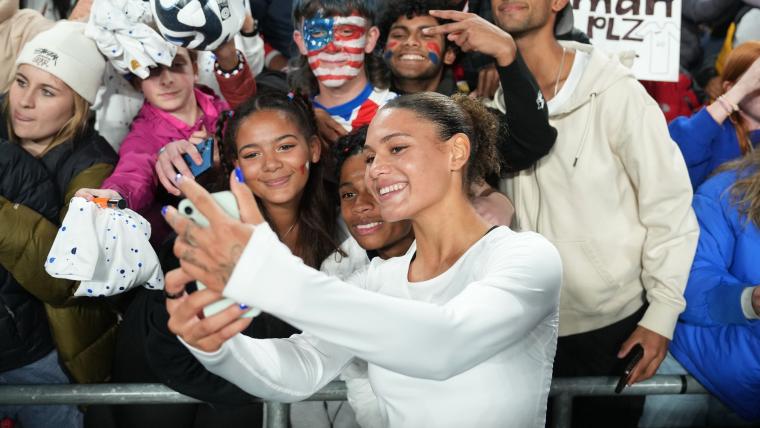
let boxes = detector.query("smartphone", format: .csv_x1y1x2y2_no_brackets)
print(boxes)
177,191,259,319
182,138,214,177
615,344,644,394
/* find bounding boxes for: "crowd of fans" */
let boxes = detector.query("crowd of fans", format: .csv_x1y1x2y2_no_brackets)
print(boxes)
0,0,759,427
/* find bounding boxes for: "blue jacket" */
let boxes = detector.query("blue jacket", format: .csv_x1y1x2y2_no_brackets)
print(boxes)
670,170,760,421
669,107,760,190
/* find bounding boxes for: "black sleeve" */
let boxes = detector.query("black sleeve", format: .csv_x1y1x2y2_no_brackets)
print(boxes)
494,50,557,174
143,290,263,404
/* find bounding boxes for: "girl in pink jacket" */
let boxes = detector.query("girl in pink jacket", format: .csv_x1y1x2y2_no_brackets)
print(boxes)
77,47,228,245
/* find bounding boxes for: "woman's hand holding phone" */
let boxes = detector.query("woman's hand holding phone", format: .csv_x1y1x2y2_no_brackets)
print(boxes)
163,169,265,351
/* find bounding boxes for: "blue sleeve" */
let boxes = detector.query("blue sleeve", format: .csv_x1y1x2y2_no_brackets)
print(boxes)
668,108,723,189
681,175,751,326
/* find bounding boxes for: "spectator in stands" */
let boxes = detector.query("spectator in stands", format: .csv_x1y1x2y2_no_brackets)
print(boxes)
291,0,395,142
0,0,52,92
162,91,562,427
649,149,760,426
0,20,117,406
379,2,558,225
670,41,760,190
474,0,700,425
75,47,228,246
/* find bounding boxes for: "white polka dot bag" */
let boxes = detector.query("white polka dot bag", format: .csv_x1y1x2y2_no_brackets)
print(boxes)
45,197,164,297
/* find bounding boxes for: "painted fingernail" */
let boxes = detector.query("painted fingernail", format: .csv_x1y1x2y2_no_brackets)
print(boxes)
161,205,168,216
239,304,249,310
234,167,244,183
174,173,183,183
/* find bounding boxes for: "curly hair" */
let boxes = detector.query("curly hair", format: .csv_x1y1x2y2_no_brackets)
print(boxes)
214,90,342,268
377,0,453,47
382,92,500,191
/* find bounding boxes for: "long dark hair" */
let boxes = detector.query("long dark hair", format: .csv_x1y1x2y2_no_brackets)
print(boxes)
288,0,390,95
216,91,343,268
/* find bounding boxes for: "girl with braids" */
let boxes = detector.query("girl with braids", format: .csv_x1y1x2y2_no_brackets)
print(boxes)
670,41,760,190
162,92,563,427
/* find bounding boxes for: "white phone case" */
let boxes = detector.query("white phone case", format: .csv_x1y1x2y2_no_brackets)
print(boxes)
177,191,259,318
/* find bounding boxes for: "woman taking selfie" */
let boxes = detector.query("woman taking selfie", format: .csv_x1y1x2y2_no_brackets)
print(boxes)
162,92,562,427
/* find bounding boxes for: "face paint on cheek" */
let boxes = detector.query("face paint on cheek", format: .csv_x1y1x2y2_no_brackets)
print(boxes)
305,14,369,87
425,42,442,65
384,40,399,62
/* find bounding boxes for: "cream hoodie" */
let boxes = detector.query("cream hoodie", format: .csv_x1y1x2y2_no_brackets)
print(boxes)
492,41,699,339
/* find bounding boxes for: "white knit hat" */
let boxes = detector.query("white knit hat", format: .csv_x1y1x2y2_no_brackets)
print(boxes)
16,21,106,104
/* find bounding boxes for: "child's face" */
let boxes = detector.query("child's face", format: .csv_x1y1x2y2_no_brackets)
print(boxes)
138,48,197,114
296,11,378,88
233,110,320,207
339,153,412,253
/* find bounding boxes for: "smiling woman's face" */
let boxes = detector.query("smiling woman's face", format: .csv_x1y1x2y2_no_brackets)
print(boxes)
9,64,75,146
364,107,455,222
234,109,321,207
339,153,412,253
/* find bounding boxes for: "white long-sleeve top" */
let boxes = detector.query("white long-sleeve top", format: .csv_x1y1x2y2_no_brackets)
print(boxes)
185,224,562,427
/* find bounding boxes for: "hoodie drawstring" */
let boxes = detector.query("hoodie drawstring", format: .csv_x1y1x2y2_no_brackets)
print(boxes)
572,92,597,167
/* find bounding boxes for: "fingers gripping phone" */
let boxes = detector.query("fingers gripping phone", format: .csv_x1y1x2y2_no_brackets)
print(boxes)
177,191,259,318
615,344,644,394
182,138,214,177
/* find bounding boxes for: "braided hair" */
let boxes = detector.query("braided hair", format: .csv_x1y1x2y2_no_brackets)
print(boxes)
333,125,368,182
215,91,343,268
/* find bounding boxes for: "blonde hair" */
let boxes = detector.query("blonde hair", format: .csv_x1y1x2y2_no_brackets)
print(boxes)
720,41,760,156
3,88,91,156
717,149,760,229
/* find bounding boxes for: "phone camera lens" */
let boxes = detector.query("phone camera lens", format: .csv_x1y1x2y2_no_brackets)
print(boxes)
184,206,193,215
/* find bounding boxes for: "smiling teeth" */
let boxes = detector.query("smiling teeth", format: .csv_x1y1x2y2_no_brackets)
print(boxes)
379,183,406,195
356,222,383,230
400,54,425,61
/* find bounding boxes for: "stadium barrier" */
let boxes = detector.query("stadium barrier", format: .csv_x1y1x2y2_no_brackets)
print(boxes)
0,375,708,428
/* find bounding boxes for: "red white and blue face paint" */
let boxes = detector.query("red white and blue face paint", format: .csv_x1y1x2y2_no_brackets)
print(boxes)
302,12,368,88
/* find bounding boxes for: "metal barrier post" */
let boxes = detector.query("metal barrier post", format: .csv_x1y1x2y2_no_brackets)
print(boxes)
551,392,573,428
264,402,290,428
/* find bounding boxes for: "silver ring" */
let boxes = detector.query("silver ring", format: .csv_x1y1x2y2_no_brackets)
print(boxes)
158,146,167,155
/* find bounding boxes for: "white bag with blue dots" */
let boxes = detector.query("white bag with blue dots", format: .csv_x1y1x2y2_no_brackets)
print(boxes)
45,197,164,297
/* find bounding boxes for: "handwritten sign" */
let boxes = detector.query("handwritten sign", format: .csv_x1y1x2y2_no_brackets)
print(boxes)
571,0,681,82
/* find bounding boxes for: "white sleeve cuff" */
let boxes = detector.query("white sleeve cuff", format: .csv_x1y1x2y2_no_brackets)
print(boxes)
741,287,760,320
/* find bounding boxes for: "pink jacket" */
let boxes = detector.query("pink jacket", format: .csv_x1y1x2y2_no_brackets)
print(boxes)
102,87,228,214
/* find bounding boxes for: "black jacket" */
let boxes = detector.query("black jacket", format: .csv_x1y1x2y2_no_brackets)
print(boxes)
0,140,58,372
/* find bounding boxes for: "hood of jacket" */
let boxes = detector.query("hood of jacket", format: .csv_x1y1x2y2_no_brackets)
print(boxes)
550,41,637,118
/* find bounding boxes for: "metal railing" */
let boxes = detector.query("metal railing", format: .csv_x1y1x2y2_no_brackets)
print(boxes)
0,376,708,428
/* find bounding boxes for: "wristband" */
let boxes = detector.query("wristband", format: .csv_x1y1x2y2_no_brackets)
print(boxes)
240,18,259,37
214,50,245,79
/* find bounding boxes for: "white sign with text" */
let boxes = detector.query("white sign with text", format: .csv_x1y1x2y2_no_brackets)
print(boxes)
571,0,682,82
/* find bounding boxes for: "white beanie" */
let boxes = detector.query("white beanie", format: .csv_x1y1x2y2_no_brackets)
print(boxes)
16,21,106,104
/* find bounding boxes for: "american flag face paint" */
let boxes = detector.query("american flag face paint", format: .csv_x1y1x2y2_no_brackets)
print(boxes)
303,12,368,88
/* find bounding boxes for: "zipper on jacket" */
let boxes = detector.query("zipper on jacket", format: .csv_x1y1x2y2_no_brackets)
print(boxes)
572,92,598,167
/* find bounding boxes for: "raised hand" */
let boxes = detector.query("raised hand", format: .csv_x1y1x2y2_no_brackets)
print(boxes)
424,9,517,68
155,128,210,196
165,267,253,352
162,169,264,294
